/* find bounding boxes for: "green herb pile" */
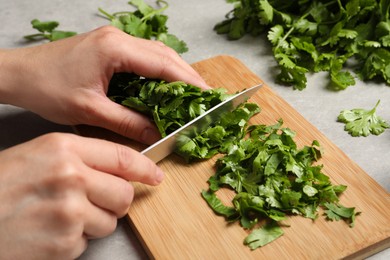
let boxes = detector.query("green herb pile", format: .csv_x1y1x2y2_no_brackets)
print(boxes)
215,0,390,90
108,75,359,249
202,119,359,249
338,99,390,136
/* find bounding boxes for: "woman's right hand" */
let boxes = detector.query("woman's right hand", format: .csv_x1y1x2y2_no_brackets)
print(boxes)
0,132,163,260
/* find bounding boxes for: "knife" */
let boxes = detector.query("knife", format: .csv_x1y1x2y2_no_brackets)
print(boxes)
141,83,263,163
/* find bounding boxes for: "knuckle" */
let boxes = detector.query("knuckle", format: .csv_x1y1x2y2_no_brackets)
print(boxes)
88,26,124,56
76,97,102,125
46,160,85,191
114,143,157,184
54,197,84,225
159,47,176,65
91,25,122,45
117,114,141,139
41,133,73,156
115,144,133,172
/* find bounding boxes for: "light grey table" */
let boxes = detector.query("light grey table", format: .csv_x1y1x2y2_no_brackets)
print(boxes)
0,1,389,259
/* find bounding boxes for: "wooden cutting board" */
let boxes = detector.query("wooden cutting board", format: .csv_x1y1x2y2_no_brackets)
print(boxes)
76,55,390,259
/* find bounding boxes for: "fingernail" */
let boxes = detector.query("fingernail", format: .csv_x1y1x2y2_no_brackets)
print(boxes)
198,79,212,90
201,83,213,90
155,167,164,184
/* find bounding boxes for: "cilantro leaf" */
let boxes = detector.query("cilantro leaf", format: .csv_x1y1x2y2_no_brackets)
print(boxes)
323,202,360,227
24,19,77,42
201,190,238,220
244,221,284,249
338,100,390,137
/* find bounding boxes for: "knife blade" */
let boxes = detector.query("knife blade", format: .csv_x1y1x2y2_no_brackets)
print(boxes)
141,83,263,163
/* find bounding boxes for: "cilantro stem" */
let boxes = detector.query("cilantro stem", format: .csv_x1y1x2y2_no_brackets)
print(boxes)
24,33,50,40
98,1,168,22
98,8,115,20
274,0,338,50
370,100,381,114
140,0,168,22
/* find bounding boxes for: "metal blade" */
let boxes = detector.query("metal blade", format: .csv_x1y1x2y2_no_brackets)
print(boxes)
141,84,262,163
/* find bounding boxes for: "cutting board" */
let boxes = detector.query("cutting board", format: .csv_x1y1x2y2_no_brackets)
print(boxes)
76,55,390,259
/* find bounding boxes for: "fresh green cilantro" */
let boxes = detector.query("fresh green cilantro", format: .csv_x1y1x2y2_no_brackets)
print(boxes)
215,0,390,90
24,19,77,42
107,73,231,138
99,0,188,53
338,100,390,137
24,1,187,54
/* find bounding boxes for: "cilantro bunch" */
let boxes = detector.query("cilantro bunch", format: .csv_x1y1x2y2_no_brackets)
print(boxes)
215,0,390,90
202,119,359,249
107,73,231,137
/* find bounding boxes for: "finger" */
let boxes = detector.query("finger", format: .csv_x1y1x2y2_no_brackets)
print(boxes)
74,135,164,186
90,95,161,144
83,167,134,217
115,32,211,89
82,200,118,239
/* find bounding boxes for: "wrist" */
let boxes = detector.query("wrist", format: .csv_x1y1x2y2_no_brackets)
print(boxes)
0,49,19,105
0,48,36,107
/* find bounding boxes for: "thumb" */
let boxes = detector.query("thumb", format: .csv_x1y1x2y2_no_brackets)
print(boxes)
89,97,161,145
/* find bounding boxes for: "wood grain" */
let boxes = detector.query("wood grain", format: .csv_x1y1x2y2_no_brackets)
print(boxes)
77,55,390,259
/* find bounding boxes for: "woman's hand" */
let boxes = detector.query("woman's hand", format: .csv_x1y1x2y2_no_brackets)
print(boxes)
0,133,163,259
0,26,209,144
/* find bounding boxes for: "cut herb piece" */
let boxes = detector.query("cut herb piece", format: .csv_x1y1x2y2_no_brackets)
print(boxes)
323,202,360,228
215,0,390,90
24,19,77,42
338,100,389,137
244,221,284,250
98,0,188,53
201,190,238,220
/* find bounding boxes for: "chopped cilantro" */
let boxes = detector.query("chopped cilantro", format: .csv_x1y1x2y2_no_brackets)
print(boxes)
108,75,359,250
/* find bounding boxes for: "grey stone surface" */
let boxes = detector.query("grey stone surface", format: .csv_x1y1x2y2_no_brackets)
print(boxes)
0,0,388,259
